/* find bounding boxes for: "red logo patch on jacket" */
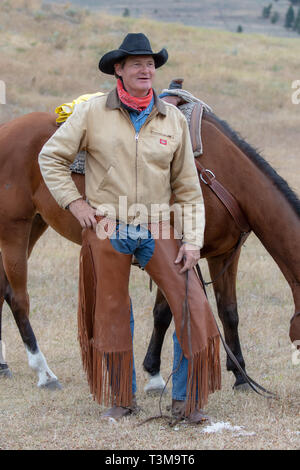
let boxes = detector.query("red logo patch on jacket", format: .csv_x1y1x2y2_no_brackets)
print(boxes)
160,138,167,146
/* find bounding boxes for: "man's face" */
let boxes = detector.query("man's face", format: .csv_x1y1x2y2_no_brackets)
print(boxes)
115,55,156,97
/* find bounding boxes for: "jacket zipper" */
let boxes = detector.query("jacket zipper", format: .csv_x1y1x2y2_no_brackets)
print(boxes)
135,132,139,205
120,107,158,207
134,110,159,206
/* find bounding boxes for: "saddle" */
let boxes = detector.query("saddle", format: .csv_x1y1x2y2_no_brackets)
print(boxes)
160,78,212,157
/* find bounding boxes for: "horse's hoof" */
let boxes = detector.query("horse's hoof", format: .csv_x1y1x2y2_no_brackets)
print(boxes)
0,366,13,379
40,379,62,390
144,372,167,394
233,382,252,392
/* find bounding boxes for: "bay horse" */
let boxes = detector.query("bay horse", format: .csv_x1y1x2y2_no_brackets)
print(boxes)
0,109,299,391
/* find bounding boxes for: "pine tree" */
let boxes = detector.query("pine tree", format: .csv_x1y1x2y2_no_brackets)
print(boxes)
293,7,300,33
262,4,273,18
271,11,280,24
285,5,295,28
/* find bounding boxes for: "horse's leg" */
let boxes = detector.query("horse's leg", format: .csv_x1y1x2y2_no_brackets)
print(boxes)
1,218,61,388
0,242,10,376
0,291,12,378
207,249,249,390
143,288,172,393
0,214,49,379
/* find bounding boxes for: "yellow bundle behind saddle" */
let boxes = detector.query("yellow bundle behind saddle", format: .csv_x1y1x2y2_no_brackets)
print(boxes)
55,92,104,124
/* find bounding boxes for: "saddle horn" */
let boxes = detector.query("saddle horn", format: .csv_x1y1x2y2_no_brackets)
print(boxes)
168,78,184,90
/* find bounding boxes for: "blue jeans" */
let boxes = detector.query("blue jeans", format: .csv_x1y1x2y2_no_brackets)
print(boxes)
129,300,137,396
112,223,188,401
130,300,188,400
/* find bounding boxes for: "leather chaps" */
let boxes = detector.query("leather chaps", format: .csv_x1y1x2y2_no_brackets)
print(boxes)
78,222,221,416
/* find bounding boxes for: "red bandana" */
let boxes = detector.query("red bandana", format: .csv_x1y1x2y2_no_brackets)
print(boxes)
117,78,153,112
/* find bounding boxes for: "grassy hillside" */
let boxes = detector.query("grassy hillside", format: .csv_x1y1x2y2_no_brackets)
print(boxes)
45,0,300,37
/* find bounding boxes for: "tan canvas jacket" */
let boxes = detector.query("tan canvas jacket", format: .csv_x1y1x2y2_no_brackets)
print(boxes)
38,89,205,247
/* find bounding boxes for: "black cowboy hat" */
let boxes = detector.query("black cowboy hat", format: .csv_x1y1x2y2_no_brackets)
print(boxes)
99,33,168,75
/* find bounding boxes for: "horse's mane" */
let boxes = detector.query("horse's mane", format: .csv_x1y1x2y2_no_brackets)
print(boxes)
204,111,300,218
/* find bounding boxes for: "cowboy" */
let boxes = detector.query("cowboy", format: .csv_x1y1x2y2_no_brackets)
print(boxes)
38,33,221,423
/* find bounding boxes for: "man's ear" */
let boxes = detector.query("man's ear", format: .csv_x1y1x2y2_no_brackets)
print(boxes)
114,63,122,77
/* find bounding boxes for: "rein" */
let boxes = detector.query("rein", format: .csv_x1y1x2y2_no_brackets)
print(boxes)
138,263,200,427
195,264,277,400
138,259,277,428
190,133,276,398
189,107,277,401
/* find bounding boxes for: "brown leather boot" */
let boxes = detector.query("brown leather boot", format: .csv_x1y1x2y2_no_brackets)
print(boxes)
171,399,210,424
101,396,138,421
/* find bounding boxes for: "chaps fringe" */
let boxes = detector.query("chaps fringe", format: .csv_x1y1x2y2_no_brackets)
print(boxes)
185,335,221,416
78,243,95,390
91,349,133,407
77,241,133,408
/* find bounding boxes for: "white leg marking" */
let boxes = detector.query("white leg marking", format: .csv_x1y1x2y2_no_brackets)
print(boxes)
25,345,58,387
144,372,166,393
0,340,6,364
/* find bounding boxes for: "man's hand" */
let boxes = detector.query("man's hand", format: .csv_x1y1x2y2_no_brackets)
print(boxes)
68,198,97,230
175,243,200,274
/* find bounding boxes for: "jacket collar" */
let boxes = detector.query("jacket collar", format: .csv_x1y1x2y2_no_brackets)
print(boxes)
106,87,167,116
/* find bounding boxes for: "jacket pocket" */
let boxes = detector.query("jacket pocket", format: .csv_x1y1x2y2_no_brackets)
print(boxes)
150,130,175,139
147,130,177,169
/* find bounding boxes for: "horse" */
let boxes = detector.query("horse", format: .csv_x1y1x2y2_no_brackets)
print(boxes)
0,109,299,391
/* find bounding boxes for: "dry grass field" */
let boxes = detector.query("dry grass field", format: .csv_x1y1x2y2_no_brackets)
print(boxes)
45,0,300,37
0,0,299,450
